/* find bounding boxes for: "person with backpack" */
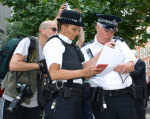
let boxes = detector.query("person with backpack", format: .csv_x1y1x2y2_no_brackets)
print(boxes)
1,4,74,119
1,19,58,119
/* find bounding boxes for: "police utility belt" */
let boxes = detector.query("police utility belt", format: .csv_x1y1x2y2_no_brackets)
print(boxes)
48,81,83,98
90,84,135,102
90,85,135,111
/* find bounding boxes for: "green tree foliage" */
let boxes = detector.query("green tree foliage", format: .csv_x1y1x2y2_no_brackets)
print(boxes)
0,0,150,48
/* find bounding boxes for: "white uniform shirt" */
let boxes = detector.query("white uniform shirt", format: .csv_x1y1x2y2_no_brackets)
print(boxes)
43,34,82,84
81,36,137,90
3,37,43,107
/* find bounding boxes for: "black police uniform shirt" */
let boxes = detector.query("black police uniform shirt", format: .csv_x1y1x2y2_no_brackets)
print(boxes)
81,36,137,90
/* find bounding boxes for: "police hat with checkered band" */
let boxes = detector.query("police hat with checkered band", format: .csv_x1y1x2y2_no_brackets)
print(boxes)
57,10,84,27
97,14,122,32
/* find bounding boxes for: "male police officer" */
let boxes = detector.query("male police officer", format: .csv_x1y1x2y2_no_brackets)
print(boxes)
81,14,137,119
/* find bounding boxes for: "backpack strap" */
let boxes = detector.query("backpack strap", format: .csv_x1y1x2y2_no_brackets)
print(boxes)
16,37,36,85
27,37,36,62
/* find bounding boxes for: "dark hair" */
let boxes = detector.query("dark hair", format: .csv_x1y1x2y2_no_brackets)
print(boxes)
58,23,69,31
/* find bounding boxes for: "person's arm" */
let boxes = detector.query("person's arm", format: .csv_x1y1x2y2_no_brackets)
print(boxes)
76,27,85,48
82,50,102,68
72,8,85,48
49,50,104,81
9,38,40,71
53,4,67,24
113,61,134,74
9,53,39,71
49,63,101,80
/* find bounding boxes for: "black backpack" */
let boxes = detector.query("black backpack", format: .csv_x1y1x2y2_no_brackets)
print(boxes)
0,37,36,79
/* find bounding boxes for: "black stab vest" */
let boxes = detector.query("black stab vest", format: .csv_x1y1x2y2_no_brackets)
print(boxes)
61,40,82,71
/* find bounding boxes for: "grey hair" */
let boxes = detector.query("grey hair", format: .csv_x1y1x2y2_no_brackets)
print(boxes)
97,22,103,29
97,22,118,32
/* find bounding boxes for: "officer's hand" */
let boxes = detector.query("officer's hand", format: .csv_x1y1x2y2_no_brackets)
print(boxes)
76,27,85,48
114,61,134,74
38,59,47,74
113,64,126,74
83,66,102,78
105,41,116,48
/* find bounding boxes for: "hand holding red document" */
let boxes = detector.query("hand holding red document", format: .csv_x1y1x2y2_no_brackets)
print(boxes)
96,64,108,73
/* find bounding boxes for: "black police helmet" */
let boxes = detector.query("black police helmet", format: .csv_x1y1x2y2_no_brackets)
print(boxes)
57,10,84,27
97,14,122,31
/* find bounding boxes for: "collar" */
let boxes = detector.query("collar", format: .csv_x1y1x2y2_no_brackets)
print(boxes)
58,34,72,44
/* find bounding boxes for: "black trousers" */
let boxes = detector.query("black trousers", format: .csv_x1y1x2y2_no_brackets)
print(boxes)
135,99,146,119
44,83,94,119
3,99,40,119
92,94,137,119
44,94,83,119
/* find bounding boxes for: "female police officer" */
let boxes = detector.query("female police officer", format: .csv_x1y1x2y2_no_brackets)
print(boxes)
43,10,102,119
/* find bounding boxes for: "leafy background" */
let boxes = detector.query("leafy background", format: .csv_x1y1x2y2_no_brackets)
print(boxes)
0,0,150,48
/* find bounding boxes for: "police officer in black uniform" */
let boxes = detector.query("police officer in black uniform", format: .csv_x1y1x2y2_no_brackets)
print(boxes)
43,10,101,119
81,14,137,119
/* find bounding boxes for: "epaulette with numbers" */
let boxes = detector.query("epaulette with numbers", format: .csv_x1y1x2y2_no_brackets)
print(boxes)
113,36,124,42
82,40,94,47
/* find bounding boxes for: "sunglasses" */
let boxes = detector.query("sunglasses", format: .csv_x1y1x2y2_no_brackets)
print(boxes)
50,28,58,32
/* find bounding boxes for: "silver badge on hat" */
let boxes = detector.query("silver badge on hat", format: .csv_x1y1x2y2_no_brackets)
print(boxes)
112,19,118,26
79,17,82,23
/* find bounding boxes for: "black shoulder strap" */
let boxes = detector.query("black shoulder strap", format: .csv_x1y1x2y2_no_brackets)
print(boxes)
113,36,124,42
46,34,67,48
46,34,59,43
27,37,36,62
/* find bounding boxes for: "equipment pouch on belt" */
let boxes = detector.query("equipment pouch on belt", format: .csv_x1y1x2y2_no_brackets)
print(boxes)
42,81,59,105
91,86,103,102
